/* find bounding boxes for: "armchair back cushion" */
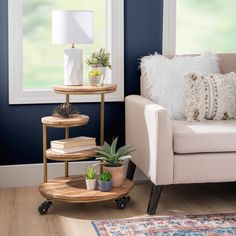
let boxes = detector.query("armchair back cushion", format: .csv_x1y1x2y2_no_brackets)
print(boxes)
218,53,236,74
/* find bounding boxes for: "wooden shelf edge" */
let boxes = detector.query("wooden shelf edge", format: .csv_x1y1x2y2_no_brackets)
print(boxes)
41,115,89,128
46,148,97,161
39,176,134,203
53,84,117,95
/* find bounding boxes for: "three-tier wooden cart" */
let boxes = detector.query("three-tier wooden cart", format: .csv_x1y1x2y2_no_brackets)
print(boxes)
38,84,133,214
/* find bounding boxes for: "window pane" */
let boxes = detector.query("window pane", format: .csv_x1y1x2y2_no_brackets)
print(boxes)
176,0,236,54
23,0,106,89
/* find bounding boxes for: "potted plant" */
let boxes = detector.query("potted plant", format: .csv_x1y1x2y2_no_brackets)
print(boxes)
98,171,112,192
86,48,112,85
84,165,97,190
52,103,79,119
88,66,102,86
96,137,132,188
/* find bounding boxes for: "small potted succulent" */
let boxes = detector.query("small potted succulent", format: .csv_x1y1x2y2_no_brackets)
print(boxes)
84,166,97,190
86,48,112,85
96,137,132,188
98,171,112,192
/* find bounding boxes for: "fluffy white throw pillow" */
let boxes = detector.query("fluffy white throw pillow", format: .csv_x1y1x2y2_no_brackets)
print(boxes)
140,52,220,119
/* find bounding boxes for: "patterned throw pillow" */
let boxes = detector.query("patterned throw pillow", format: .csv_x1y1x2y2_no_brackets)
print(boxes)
185,72,236,121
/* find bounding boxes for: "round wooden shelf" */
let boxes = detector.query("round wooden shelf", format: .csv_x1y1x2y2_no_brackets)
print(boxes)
41,115,89,128
39,176,133,203
46,148,97,161
53,84,117,95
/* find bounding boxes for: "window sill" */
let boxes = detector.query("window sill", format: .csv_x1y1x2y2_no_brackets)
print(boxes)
9,87,124,105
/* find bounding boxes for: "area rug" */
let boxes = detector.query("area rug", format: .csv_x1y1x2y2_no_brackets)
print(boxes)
92,213,236,236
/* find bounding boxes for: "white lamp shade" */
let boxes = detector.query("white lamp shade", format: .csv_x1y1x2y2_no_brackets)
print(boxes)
52,10,93,44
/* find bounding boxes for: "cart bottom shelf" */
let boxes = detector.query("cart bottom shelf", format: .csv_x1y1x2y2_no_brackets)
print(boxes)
39,175,133,203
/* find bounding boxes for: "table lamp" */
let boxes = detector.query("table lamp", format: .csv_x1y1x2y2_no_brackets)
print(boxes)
52,10,93,85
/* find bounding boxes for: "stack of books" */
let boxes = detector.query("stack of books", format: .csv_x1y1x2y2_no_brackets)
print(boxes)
51,136,96,154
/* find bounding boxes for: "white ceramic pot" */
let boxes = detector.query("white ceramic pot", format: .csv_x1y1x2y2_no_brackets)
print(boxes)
85,178,97,190
100,67,107,85
89,75,101,86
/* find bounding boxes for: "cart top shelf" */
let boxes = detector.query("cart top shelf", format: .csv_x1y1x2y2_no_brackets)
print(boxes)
53,84,117,95
41,115,89,128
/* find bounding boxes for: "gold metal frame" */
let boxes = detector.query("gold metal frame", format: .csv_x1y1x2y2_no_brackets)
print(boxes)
43,124,47,182
43,93,106,182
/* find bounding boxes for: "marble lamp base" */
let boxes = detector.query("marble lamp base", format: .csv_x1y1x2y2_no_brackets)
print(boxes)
64,48,83,85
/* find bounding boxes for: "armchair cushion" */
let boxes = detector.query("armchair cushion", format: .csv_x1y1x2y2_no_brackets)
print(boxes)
173,120,236,154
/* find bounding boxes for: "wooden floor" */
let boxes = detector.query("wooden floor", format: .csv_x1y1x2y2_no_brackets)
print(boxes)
1,181,236,236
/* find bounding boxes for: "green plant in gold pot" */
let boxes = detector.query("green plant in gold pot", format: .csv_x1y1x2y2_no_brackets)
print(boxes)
96,137,132,188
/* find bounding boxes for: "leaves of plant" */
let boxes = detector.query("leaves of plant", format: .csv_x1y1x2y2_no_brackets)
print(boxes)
111,137,118,155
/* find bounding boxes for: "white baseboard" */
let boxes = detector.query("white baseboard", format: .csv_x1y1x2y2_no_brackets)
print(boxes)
0,161,147,188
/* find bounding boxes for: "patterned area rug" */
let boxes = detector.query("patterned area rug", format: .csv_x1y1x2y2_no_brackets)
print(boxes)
92,213,236,236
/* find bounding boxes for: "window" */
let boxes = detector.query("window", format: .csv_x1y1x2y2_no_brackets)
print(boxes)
9,0,124,104
163,0,236,55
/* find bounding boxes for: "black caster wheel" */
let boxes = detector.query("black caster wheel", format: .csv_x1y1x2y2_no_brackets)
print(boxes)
115,196,130,210
38,200,52,215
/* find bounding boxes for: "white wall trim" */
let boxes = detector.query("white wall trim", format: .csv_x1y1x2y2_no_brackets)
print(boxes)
8,0,124,104
0,161,147,188
162,0,176,56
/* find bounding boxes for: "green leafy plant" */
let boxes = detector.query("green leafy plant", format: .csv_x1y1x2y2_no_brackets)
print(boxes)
96,137,133,167
98,171,112,182
86,48,112,69
52,103,79,119
84,166,97,180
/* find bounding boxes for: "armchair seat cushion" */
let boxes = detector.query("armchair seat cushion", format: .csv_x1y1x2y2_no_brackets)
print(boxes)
173,120,236,154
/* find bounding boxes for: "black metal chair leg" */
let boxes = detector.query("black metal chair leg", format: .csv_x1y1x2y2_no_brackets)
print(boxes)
126,160,136,181
147,184,163,215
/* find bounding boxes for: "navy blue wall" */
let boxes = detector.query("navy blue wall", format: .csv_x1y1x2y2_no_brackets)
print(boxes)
0,0,163,165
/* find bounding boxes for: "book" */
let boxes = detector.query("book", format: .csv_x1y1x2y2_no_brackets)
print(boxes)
51,145,96,154
51,136,96,149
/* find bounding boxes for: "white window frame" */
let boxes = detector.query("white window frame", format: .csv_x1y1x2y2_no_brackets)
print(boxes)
163,0,236,56
8,0,124,104
162,0,176,56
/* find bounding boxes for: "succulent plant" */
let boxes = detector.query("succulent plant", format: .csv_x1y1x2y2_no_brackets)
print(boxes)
84,166,97,180
52,103,79,119
96,137,133,167
98,171,112,182
86,48,112,69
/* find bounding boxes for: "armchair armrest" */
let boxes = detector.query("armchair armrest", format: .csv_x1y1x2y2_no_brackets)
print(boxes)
125,95,173,185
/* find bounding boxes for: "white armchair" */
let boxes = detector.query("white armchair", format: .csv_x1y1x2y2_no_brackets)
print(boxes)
125,54,236,215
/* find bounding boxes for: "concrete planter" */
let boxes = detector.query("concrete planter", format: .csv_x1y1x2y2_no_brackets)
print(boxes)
98,179,112,192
